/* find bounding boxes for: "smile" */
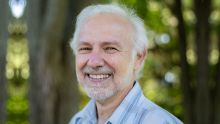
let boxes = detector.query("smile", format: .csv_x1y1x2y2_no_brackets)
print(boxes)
87,74,111,80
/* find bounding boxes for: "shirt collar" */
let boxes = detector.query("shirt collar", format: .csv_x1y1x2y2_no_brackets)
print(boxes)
80,99,97,123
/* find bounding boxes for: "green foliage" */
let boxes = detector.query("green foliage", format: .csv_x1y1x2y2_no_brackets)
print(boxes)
6,81,29,123
79,86,90,110
6,22,29,124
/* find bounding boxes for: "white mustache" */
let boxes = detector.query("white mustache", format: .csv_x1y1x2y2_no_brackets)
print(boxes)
83,66,113,74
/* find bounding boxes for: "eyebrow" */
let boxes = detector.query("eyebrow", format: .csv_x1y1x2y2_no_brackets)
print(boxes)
77,41,91,46
102,41,122,47
77,41,122,48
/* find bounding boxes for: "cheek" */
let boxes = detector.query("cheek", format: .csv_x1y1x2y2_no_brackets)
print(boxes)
75,55,87,73
106,54,134,75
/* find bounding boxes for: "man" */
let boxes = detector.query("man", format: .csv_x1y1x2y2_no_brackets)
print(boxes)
69,4,183,124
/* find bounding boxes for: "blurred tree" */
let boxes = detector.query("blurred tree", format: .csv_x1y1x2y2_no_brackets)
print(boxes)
0,0,9,123
169,0,192,123
215,21,220,124
169,0,220,124
26,0,99,124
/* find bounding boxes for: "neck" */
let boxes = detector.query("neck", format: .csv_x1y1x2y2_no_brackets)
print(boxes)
96,81,134,124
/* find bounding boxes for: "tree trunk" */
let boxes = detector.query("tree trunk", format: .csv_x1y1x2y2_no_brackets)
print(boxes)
27,0,101,123
194,0,211,124
171,0,195,123
214,24,220,124
170,0,214,123
0,0,9,123
27,0,44,123
37,0,77,123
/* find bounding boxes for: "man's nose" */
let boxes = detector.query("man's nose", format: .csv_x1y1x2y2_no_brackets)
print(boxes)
87,52,104,68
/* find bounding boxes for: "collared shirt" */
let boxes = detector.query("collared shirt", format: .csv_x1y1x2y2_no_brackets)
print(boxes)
69,82,183,124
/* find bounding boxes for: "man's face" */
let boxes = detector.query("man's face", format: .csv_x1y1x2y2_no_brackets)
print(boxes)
75,13,140,101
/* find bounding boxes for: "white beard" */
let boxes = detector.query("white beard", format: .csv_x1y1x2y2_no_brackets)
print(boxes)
84,85,116,101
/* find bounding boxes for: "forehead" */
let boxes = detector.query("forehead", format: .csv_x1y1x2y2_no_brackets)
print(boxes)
77,13,134,45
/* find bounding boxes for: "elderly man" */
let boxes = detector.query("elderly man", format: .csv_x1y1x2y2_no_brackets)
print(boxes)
69,4,182,124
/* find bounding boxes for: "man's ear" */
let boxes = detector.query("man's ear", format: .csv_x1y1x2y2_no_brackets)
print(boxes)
134,48,147,70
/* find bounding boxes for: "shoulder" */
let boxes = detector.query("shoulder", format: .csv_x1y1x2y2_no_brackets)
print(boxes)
138,108,183,124
69,100,97,124
135,97,183,124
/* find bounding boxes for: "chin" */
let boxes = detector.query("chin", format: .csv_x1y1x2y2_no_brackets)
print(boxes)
86,87,116,101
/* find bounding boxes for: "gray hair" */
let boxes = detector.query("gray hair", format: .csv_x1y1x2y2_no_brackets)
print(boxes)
70,4,148,78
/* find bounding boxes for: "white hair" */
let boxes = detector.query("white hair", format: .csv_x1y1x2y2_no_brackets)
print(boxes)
70,4,148,78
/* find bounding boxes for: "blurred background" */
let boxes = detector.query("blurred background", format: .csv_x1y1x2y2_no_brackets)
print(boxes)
0,0,220,124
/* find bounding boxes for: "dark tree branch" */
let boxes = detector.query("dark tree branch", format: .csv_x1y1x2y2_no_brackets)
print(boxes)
170,0,194,123
194,0,212,124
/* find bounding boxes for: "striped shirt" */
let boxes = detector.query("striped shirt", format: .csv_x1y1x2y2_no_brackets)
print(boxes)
69,82,183,124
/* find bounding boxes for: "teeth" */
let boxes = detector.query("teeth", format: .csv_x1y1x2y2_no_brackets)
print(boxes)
89,74,110,79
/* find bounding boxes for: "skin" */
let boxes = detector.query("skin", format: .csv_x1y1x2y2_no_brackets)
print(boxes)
75,13,146,124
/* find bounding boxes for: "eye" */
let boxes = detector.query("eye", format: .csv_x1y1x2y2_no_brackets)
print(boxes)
104,47,118,54
78,47,92,54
